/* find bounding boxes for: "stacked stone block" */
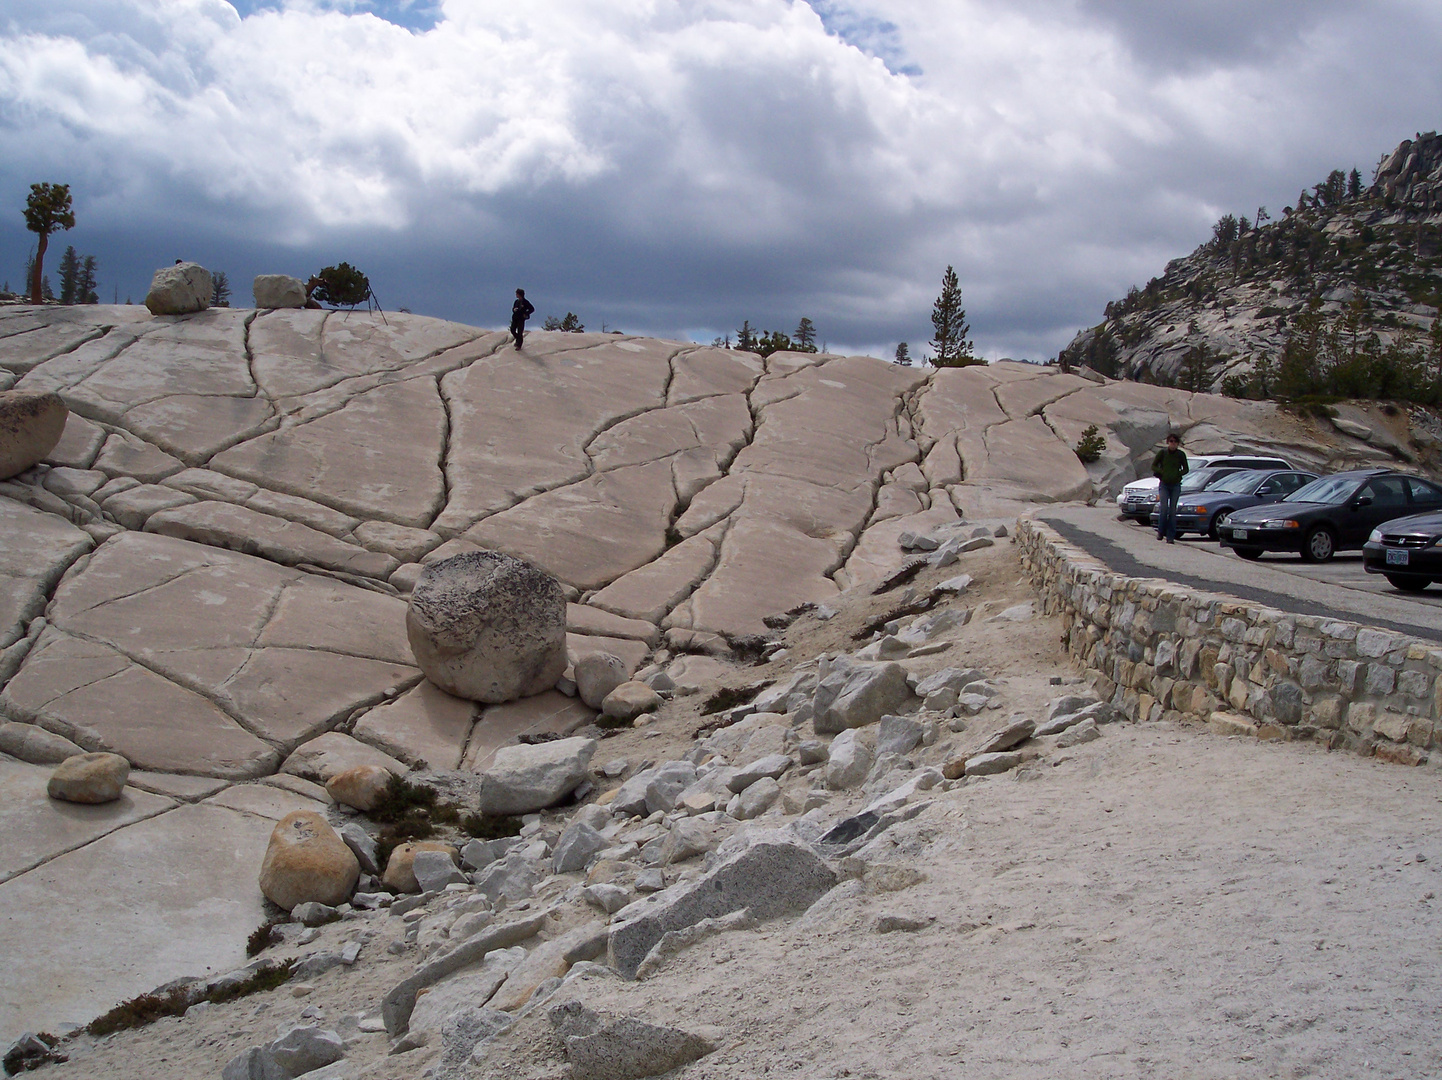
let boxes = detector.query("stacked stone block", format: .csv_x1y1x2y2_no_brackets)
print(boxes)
1016,519,1437,766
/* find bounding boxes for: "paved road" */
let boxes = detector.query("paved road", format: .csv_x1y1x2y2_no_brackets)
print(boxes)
1034,504,1442,644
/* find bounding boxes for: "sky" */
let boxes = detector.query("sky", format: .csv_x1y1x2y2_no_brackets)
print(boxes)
1,0,1439,361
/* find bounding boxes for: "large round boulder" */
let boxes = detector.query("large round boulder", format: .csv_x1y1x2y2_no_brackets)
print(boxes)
0,390,67,480
47,752,130,804
405,551,568,703
145,262,212,316
259,810,359,911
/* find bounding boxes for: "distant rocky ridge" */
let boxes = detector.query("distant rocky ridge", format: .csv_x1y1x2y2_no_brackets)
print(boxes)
1058,132,1442,392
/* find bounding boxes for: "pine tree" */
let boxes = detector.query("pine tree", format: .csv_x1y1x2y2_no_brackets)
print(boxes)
23,182,74,304
894,342,911,367
1347,168,1363,200
929,265,976,367
794,317,817,352
57,246,81,304
211,271,230,308
736,320,758,353
79,255,99,304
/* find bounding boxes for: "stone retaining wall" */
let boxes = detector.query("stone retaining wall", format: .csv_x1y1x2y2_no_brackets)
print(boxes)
1016,517,1440,766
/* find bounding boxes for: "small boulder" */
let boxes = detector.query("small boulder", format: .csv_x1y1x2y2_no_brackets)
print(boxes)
406,551,568,704
964,751,1023,776
724,753,792,793
0,390,68,480
1056,718,1101,748
875,715,924,757
324,764,394,812
253,274,307,309
553,822,608,874
222,1024,345,1080
259,811,360,911
47,752,129,804
732,776,780,820
412,849,466,892
145,262,212,316
976,718,1035,755
608,832,837,979
813,662,912,734
824,729,872,790
574,652,628,710
477,736,597,815
382,841,461,894
550,1002,717,1080
601,681,662,722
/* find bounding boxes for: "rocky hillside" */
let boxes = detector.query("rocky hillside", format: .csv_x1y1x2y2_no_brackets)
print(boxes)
0,303,1407,1048
1058,132,1442,394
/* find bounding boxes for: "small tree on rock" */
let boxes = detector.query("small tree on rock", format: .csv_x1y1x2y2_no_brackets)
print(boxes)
929,265,977,367
794,317,817,352
211,271,231,308
1074,425,1106,463
24,182,74,305
735,320,758,353
894,342,911,367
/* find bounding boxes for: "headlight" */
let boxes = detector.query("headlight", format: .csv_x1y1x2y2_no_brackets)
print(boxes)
1145,493,1159,504
1368,527,1383,544
1189,505,1206,514
1259,520,1300,530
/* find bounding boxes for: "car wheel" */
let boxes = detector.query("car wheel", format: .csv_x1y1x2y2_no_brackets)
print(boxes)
1208,510,1231,540
1302,526,1336,563
1233,546,1263,560
1385,573,1432,593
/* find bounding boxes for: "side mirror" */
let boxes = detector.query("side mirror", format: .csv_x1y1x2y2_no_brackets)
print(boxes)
1352,495,1373,508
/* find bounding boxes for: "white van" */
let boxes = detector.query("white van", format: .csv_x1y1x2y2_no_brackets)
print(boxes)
1116,454,1295,520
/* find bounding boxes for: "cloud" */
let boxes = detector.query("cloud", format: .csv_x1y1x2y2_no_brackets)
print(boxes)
0,0,1438,358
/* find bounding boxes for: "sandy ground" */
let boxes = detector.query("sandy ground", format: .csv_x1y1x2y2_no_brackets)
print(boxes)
37,541,1442,1080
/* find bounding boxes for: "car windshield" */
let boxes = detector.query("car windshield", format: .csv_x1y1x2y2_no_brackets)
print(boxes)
1287,475,1359,504
1203,470,1265,494
1182,467,1228,493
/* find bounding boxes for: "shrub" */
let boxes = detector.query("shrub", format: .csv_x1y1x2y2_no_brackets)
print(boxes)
307,262,372,308
1074,424,1106,463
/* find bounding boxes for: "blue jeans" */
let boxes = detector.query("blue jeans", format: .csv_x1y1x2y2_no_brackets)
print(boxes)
1157,481,1181,540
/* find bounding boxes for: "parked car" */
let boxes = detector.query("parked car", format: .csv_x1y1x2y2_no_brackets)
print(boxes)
1148,468,1319,538
1116,454,1295,521
1218,469,1442,562
1362,509,1442,591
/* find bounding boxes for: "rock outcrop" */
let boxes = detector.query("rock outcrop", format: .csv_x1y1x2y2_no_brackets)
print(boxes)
1058,132,1442,404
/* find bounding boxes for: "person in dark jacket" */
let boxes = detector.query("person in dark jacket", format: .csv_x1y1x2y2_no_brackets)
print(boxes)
510,288,535,350
1152,432,1189,543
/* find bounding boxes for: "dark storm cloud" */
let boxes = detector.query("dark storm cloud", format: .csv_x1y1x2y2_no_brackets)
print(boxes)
1,0,1438,362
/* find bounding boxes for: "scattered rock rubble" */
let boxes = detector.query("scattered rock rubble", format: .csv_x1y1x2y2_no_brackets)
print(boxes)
9,530,1127,1077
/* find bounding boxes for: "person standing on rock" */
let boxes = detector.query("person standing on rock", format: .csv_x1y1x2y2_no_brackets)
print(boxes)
1152,431,1188,544
510,288,535,350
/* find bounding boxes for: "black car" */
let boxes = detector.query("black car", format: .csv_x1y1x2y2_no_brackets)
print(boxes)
1362,510,1442,591
1151,468,1319,538
1217,469,1442,562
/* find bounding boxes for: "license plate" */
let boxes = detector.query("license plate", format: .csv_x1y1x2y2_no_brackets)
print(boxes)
1234,529,1248,540
1386,548,1410,566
